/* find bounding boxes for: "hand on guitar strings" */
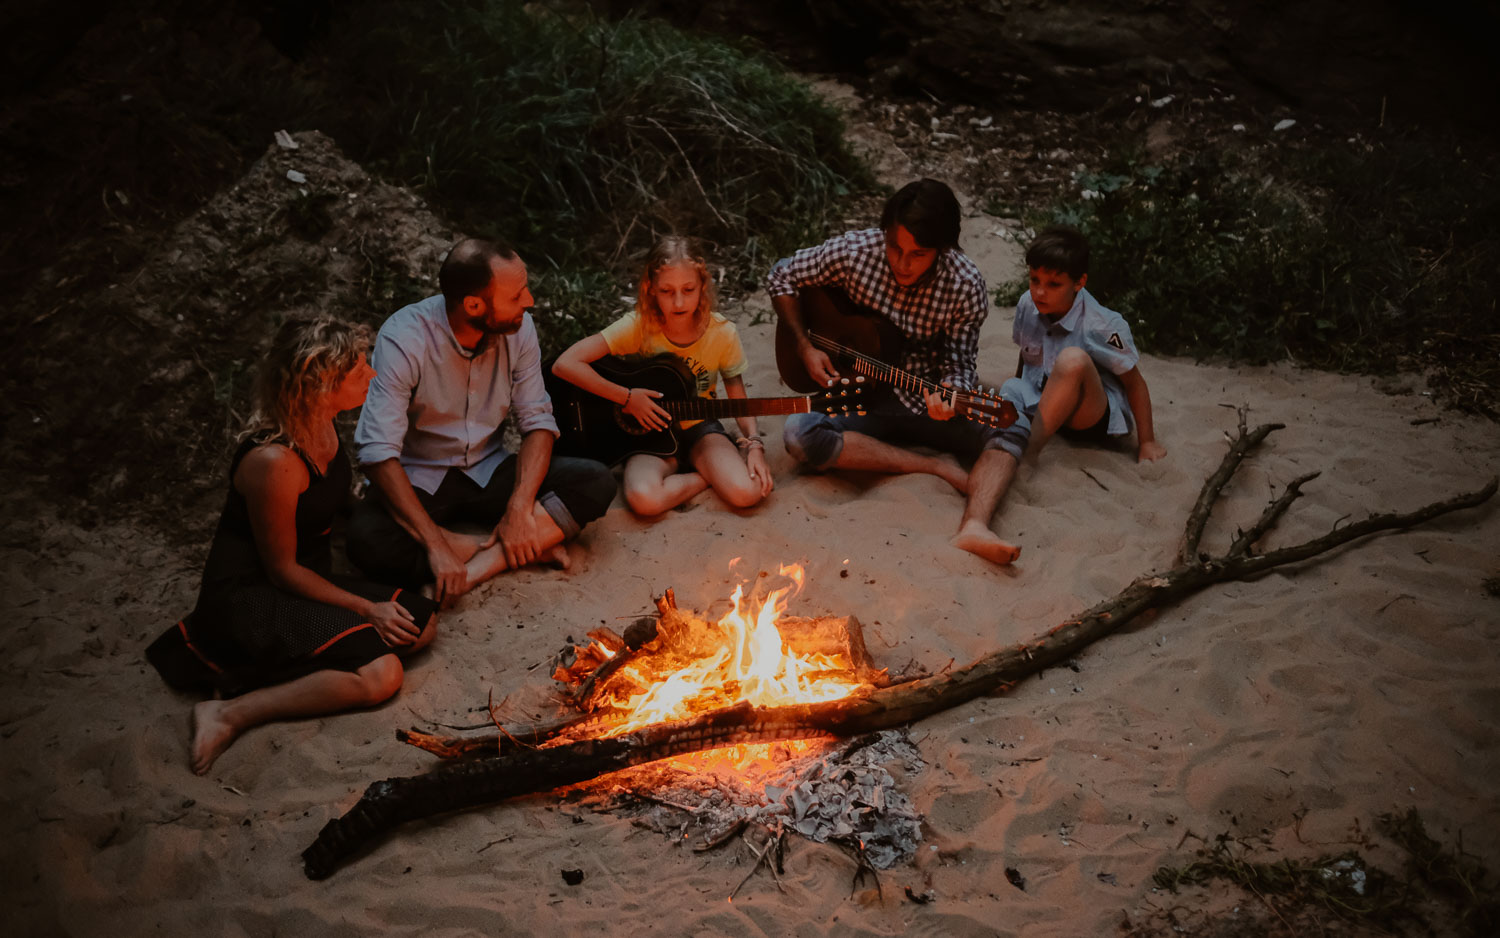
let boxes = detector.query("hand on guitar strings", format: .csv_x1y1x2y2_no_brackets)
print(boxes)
621,386,670,431
799,345,841,388
923,382,960,422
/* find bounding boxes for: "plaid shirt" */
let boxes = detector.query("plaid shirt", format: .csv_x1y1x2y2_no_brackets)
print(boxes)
766,228,989,414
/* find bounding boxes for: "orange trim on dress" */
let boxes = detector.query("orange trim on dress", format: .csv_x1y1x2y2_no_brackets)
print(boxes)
178,620,224,674
310,623,377,657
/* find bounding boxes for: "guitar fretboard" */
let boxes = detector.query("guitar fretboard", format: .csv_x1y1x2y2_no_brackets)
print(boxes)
809,332,956,400
660,397,811,419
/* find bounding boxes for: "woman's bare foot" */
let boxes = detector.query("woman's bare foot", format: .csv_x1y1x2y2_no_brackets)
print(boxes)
190,699,240,775
952,520,1021,565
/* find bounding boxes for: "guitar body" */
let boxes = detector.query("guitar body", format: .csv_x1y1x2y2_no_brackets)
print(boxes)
773,285,1018,429
545,355,699,465
775,286,905,393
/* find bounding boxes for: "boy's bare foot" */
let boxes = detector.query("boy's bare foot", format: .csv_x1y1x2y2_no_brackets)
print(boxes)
952,520,1021,565
190,699,239,775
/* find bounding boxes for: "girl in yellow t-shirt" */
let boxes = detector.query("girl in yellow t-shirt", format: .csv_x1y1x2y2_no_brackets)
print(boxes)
552,236,773,515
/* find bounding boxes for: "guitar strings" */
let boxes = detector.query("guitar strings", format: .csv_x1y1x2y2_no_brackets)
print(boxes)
809,333,1002,406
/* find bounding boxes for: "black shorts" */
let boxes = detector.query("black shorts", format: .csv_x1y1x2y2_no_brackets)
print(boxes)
673,419,731,472
1061,406,1114,445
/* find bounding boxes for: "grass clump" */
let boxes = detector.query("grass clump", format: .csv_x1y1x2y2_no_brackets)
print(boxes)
315,0,869,340
1133,809,1497,937
995,136,1499,417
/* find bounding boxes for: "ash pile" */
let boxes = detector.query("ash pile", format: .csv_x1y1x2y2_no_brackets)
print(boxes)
578,729,926,868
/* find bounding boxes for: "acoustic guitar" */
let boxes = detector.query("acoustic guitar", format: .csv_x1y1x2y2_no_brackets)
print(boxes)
545,354,864,465
774,286,1018,429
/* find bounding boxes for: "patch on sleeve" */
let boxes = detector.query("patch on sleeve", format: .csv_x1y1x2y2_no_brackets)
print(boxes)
1107,332,1126,351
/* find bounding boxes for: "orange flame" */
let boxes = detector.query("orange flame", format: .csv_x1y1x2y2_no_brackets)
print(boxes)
605,565,860,736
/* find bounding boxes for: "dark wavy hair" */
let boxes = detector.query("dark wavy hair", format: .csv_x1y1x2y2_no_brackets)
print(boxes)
879,178,962,251
241,315,371,454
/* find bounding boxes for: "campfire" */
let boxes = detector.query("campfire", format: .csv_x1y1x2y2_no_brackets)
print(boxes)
539,566,922,873
547,564,887,767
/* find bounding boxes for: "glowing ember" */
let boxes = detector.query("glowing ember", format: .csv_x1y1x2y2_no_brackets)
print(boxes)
592,566,867,737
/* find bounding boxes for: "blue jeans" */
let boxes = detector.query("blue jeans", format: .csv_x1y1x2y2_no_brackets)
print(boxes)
784,391,1026,469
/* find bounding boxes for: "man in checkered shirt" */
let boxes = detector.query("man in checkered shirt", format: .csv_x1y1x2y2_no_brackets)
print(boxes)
770,179,1024,565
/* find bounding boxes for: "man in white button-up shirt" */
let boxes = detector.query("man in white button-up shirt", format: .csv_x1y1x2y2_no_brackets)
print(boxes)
350,239,616,605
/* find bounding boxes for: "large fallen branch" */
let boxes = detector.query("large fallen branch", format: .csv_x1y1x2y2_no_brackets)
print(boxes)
302,418,1495,879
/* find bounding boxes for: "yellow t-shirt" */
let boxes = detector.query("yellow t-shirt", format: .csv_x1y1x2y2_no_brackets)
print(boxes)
600,311,747,400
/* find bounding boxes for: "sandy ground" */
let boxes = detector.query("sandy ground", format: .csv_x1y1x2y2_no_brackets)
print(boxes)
3,211,1498,936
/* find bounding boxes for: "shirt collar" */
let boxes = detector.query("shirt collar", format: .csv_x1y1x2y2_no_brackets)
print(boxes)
1049,288,1089,333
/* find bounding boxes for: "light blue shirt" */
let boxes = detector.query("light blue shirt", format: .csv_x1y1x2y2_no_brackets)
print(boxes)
1010,287,1139,436
355,295,559,495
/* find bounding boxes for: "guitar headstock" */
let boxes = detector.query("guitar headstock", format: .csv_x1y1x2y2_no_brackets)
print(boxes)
956,387,1019,428
814,377,866,417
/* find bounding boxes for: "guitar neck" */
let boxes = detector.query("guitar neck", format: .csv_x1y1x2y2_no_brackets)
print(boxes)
809,332,944,397
660,397,812,420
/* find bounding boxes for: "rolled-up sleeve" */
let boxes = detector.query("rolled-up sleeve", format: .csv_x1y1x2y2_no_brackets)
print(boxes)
508,315,560,438
940,276,988,389
355,325,415,467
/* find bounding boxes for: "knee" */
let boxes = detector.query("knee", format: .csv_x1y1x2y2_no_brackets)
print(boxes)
622,480,669,517
719,478,766,510
1051,346,1097,379
783,414,839,469
357,654,404,705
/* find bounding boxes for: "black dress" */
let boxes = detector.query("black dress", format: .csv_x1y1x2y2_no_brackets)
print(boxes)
148,434,436,697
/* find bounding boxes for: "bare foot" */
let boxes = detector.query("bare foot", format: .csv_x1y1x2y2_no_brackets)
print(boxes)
543,543,572,571
952,520,1021,565
190,699,239,775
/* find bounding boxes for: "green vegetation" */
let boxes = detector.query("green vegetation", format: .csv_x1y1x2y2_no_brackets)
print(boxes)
1133,809,1497,937
315,0,868,351
995,137,1499,417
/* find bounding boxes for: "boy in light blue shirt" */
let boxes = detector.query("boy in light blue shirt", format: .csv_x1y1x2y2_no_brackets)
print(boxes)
996,226,1166,464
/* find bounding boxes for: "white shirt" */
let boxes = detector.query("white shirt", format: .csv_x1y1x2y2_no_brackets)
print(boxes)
354,295,559,494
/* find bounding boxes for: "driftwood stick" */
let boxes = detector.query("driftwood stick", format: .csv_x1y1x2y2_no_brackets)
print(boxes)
305,701,832,879
574,615,660,711
397,711,604,759
1228,471,1321,557
1223,477,1496,578
305,439,1496,878
1179,413,1284,562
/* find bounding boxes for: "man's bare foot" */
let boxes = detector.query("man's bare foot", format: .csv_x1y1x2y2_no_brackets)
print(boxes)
952,520,1021,565
190,699,239,775
543,543,571,570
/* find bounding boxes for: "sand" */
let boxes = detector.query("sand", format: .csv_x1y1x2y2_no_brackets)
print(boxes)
3,216,1498,937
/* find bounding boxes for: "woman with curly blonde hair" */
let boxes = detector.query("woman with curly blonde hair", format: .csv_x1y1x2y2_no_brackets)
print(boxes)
148,315,437,774
552,236,773,514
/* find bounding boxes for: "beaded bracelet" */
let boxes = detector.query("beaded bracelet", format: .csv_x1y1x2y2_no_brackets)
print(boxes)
735,436,764,450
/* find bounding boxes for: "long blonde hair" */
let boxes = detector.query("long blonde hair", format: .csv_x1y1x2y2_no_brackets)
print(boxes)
241,315,371,454
634,235,717,335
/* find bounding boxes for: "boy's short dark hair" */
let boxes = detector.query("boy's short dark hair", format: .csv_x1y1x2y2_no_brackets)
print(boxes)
439,238,519,308
880,178,961,251
1025,226,1090,280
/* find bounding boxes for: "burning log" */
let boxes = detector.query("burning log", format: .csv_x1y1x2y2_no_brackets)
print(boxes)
303,415,1496,879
